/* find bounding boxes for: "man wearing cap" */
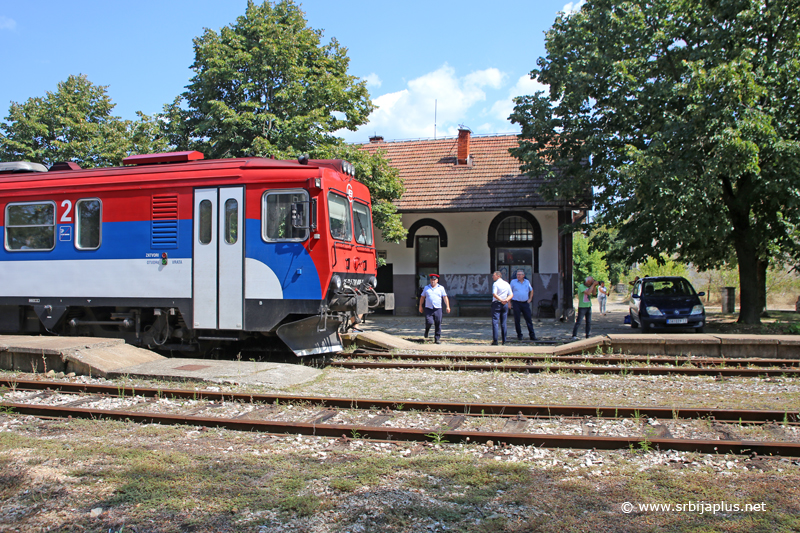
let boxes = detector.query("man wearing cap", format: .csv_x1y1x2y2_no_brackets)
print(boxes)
418,274,450,344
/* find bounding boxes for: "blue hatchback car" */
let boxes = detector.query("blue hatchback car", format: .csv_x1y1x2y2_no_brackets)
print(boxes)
629,276,706,333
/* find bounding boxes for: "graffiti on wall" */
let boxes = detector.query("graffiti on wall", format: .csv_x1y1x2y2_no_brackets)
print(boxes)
443,274,490,296
540,273,555,290
442,273,559,300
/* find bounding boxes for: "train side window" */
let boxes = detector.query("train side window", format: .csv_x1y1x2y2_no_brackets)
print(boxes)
224,198,238,244
198,199,213,244
353,201,373,245
75,199,101,250
263,190,309,241
4,201,56,251
328,192,352,242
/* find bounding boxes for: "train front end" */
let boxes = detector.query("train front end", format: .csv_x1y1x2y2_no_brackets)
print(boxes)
262,158,394,356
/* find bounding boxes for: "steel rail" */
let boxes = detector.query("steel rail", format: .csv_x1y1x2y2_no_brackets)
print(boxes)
329,360,800,377
2,401,798,457
2,379,797,424
345,352,800,368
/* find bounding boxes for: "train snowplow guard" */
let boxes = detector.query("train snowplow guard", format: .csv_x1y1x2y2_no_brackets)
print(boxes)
277,316,343,356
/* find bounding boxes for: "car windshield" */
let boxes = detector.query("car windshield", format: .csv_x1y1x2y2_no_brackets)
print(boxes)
642,279,695,297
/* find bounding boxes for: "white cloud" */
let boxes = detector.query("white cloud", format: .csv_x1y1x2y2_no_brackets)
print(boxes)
364,73,382,88
562,0,586,15
0,16,17,30
488,74,550,124
339,64,510,142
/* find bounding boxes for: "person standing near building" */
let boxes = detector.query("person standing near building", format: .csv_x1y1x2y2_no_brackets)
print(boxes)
572,275,599,340
418,274,450,344
491,271,513,345
597,280,608,316
510,269,537,341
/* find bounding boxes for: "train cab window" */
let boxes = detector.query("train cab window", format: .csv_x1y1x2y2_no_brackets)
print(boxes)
198,199,213,244
263,190,309,241
224,198,238,244
353,201,373,245
328,192,352,241
75,199,101,250
4,201,56,251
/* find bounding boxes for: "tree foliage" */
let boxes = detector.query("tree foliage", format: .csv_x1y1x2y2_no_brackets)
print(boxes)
573,233,610,287
510,0,800,323
585,223,629,284
0,74,168,168
632,256,688,279
164,0,404,240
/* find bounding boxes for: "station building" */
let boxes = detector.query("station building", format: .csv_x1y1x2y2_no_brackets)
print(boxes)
360,128,589,317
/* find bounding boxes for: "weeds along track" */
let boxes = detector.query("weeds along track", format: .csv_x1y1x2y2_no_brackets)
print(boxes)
331,352,800,377
2,379,799,456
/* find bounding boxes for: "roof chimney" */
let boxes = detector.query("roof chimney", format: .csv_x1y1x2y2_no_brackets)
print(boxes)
457,127,471,165
369,135,384,143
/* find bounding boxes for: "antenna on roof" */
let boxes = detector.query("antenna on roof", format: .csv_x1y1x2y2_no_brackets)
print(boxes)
434,99,437,140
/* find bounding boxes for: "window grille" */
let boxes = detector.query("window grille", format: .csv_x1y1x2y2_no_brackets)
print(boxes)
496,216,534,242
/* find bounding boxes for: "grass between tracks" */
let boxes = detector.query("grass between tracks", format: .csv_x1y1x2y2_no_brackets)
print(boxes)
1,415,799,532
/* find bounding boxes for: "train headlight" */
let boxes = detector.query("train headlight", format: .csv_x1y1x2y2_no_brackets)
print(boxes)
331,275,343,292
368,276,378,289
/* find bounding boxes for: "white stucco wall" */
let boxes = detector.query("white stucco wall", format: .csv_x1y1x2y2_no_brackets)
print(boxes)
374,210,560,275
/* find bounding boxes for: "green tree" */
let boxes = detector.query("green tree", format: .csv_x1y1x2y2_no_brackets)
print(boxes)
510,0,800,324
164,0,404,240
633,256,688,279
573,233,609,288
586,223,628,285
0,74,167,168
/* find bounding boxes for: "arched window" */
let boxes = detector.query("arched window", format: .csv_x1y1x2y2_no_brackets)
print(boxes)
488,211,542,279
406,218,447,292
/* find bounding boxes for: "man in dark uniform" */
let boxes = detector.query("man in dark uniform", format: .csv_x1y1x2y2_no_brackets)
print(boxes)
418,274,450,344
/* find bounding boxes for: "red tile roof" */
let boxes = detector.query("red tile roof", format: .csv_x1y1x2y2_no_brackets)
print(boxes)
359,134,576,212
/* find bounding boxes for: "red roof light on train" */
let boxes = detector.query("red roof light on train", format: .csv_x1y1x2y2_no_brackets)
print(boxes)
122,151,205,166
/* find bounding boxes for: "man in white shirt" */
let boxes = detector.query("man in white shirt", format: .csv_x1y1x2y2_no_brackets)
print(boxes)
418,273,450,344
510,269,537,341
491,271,512,345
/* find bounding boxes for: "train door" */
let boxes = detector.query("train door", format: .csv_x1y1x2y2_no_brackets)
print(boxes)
192,187,244,330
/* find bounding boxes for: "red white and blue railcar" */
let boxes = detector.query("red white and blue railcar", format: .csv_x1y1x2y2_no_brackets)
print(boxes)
0,151,393,356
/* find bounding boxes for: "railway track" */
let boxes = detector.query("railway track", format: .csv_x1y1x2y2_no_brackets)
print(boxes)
343,351,800,368
331,352,800,376
2,379,799,456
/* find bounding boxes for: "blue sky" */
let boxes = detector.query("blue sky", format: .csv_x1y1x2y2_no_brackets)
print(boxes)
0,0,584,144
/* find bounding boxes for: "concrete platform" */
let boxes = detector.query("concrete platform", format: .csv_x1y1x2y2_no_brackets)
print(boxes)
0,335,320,387
355,303,800,358
111,358,320,387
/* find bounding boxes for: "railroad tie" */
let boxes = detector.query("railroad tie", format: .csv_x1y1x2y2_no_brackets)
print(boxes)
181,402,226,417
440,415,466,431
645,422,673,439
235,405,278,420
59,397,104,409
709,422,740,441
308,409,339,425
581,419,599,437
363,414,394,427
503,413,528,433
765,422,788,440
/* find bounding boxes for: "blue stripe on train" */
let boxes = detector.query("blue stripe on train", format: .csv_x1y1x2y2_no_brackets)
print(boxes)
245,219,320,300
0,221,193,261
1,220,320,300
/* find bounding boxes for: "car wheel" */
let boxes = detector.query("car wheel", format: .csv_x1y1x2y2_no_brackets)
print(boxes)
695,326,704,333
630,315,639,328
